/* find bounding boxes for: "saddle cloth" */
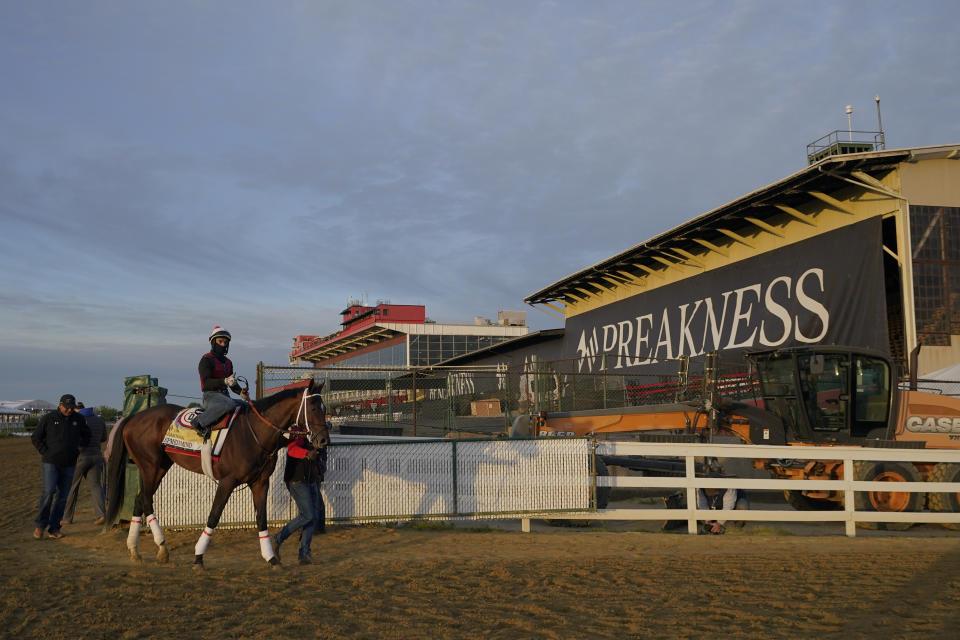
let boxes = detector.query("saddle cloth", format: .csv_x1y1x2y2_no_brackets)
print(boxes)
161,407,238,458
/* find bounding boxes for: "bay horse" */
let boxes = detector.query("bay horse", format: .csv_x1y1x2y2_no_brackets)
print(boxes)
104,379,328,567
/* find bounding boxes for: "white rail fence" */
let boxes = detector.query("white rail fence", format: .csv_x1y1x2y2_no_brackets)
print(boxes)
153,436,591,529
540,441,960,537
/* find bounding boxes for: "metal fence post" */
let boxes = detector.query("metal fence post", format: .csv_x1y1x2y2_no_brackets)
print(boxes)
412,368,418,436
451,440,459,516
385,376,393,426
445,372,454,432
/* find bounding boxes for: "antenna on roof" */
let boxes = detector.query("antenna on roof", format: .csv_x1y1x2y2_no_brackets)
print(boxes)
875,94,885,149
806,96,886,165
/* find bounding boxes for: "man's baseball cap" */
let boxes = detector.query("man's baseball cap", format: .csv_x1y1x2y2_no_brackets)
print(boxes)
59,394,77,408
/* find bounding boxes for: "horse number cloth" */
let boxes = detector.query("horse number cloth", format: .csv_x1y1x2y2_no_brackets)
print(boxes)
161,407,236,458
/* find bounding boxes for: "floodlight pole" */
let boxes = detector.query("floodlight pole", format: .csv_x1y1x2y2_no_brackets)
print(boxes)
875,95,885,149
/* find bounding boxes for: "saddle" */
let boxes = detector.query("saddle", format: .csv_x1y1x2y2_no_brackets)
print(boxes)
161,406,241,458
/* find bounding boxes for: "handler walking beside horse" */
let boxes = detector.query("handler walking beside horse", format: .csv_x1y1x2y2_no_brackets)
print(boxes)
273,432,322,565
105,378,329,567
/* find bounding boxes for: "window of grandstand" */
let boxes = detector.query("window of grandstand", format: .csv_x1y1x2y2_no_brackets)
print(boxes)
911,205,960,346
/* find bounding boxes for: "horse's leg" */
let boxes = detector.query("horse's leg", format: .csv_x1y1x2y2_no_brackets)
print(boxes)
193,479,237,570
139,460,173,563
249,473,279,566
127,480,146,564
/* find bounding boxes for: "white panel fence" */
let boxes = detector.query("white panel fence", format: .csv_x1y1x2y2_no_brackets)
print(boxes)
153,436,591,529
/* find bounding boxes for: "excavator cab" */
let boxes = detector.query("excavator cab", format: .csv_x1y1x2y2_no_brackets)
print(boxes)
748,347,894,444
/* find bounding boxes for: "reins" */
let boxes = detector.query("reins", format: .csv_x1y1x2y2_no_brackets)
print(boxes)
246,386,326,450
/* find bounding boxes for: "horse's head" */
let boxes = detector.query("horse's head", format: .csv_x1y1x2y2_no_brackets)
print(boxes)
301,378,329,450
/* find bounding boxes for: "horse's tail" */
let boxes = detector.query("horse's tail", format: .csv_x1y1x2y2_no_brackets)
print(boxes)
104,417,128,527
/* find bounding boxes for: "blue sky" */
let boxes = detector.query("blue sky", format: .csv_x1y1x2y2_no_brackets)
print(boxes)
2,0,959,408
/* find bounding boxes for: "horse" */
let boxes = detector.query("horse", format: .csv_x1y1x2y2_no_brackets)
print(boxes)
104,379,329,568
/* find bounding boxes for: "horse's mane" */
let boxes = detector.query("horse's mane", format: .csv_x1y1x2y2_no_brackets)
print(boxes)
252,385,308,411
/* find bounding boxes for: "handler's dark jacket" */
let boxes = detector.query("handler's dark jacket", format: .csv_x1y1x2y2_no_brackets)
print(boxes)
31,409,91,467
283,436,319,484
77,407,107,458
313,446,328,483
198,352,241,395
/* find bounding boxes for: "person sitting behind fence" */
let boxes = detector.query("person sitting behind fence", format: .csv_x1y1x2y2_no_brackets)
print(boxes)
697,458,746,535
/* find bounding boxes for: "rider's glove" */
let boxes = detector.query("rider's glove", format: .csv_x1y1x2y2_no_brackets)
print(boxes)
224,374,237,387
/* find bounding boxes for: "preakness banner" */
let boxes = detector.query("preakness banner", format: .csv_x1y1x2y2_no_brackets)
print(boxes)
563,218,889,372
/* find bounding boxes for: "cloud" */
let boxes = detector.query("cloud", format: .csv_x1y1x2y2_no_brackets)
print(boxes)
1,0,959,405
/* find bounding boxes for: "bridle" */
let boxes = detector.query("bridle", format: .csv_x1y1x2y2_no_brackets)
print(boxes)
246,385,327,449
293,387,326,435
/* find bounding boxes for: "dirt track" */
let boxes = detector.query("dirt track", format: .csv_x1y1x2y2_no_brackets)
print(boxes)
3,436,960,639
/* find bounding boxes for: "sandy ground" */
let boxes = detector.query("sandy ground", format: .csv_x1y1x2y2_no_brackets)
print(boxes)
4,436,960,640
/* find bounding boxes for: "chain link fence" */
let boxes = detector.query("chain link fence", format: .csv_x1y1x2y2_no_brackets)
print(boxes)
258,364,523,437
914,377,960,397
256,355,758,437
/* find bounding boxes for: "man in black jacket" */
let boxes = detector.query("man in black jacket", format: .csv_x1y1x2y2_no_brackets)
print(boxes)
31,394,90,539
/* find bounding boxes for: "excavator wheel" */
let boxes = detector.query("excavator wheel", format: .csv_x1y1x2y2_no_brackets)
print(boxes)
853,460,923,530
782,490,843,511
927,462,960,531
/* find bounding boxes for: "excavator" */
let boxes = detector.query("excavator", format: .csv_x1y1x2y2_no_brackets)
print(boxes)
525,346,960,529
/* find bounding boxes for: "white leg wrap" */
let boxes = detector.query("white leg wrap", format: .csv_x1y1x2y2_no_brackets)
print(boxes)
127,516,142,550
194,526,215,556
146,513,165,546
259,530,275,561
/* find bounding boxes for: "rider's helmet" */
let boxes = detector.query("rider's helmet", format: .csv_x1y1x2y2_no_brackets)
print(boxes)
209,326,232,344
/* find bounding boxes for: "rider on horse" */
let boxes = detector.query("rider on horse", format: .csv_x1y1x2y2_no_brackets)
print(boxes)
193,326,248,440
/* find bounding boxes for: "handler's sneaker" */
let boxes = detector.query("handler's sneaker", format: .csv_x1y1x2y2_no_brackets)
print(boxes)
93,516,106,525
33,528,43,540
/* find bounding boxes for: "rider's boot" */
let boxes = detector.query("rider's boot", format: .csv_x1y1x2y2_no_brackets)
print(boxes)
193,418,211,441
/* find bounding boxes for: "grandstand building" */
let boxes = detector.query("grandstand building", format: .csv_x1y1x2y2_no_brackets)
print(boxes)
289,301,529,369
524,142,960,377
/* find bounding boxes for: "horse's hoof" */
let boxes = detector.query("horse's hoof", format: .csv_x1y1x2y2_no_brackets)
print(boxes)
156,544,169,563
129,551,143,565
192,555,205,572
268,556,281,567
